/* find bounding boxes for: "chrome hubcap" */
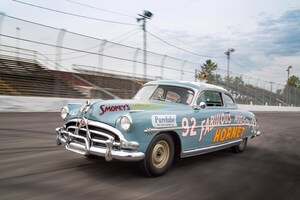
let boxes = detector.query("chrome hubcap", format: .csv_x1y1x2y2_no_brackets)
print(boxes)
152,141,170,169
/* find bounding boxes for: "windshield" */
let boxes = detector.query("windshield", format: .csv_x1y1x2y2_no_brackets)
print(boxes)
134,85,157,99
134,84,195,105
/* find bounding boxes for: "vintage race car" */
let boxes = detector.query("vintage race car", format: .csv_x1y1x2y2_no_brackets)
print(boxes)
55,80,260,176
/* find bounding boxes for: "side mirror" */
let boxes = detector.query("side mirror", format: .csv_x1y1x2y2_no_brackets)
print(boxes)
199,102,206,109
193,102,206,110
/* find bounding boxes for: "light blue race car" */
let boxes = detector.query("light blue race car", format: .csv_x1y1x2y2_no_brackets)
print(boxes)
56,80,260,176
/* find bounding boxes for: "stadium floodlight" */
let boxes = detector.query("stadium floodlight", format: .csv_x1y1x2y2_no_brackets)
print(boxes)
137,10,153,79
225,48,235,82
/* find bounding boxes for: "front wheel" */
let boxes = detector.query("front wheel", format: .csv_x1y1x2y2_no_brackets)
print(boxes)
231,138,247,153
141,133,174,177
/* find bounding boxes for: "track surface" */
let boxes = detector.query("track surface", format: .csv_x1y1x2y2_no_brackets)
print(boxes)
0,112,299,200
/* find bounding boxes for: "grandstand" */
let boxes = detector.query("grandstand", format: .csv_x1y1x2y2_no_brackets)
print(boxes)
217,80,284,106
0,54,143,99
0,56,84,98
0,44,297,106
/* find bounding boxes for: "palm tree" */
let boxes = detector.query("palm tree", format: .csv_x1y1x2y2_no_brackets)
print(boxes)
198,59,218,84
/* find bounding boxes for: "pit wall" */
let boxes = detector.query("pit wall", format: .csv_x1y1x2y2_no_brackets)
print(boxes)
1,95,300,112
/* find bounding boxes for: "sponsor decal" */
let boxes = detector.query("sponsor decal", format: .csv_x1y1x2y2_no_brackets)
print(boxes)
152,115,177,128
132,103,150,107
199,112,231,141
182,112,232,142
130,102,164,111
99,104,130,115
234,115,250,124
213,126,245,142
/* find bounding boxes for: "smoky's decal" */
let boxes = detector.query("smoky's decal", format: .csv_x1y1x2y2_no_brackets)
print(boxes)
99,104,130,115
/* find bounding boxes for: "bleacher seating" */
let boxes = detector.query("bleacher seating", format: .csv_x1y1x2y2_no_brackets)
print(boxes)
0,57,86,98
2,55,283,104
216,80,284,105
73,68,144,99
0,56,145,99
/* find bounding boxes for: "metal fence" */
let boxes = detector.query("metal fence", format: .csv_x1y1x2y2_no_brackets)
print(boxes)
0,14,198,80
0,13,299,106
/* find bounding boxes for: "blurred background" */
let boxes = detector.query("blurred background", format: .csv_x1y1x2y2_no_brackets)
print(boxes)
0,2,299,200
0,0,299,106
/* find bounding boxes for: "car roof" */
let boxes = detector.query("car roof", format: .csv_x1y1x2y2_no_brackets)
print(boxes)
145,80,228,93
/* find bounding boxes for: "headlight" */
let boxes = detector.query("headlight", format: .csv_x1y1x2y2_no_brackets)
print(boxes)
120,115,132,131
61,106,69,119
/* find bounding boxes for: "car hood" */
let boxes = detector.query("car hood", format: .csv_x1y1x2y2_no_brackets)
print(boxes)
66,98,188,127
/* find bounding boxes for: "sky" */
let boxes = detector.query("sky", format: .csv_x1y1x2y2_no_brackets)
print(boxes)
0,0,300,87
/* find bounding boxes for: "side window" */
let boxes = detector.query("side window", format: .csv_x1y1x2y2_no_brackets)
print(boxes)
197,91,223,107
224,94,235,107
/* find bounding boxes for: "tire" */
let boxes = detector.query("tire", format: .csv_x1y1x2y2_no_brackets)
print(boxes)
231,138,247,153
141,133,174,177
84,154,98,159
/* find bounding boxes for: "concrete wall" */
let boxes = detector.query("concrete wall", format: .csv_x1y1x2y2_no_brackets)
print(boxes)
1,95,300,112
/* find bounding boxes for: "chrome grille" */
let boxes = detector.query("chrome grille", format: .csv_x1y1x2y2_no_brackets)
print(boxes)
65,120,120,147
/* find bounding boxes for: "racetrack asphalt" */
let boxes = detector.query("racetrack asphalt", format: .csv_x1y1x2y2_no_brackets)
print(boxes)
0,112,299,200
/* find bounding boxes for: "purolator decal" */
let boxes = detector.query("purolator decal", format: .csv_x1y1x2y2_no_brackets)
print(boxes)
151,115,177,128
100,104,130,115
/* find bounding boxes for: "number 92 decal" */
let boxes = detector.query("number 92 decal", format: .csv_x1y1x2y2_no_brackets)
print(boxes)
181,117,197,137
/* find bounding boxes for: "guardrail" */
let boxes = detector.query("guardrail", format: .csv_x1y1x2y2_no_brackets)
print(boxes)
1,95,299,112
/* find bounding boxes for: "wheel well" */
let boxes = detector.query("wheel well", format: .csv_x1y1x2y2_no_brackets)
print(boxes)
164,131,182,159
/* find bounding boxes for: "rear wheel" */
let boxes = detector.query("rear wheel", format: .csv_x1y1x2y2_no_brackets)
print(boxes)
231,138,247,153
84,154,98,159
141,133,174,177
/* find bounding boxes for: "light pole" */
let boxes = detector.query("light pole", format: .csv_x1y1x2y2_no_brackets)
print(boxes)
287,66,292,80
225,48,235,89
269,81,274,106
180,60,187,81
286,66,292,105
225,48,235,80
16,27,20,60
55,29,66,97
263,81,267,105
0,13,5,52
98,39,107,73
137,10,153,80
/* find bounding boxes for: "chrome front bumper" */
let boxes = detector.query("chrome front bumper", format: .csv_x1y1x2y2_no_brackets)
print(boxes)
55,127,145,162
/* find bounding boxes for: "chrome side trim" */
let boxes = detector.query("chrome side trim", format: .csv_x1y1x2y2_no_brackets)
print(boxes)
181,139,242,158
144,127,183,134
145,123,256,134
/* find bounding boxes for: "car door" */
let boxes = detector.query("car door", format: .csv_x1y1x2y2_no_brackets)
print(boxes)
194,90,232,147
194,91,246,147
180,90,229,151
222,92,254,140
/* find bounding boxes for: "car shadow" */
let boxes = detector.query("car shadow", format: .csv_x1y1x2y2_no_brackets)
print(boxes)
76,147,240,179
